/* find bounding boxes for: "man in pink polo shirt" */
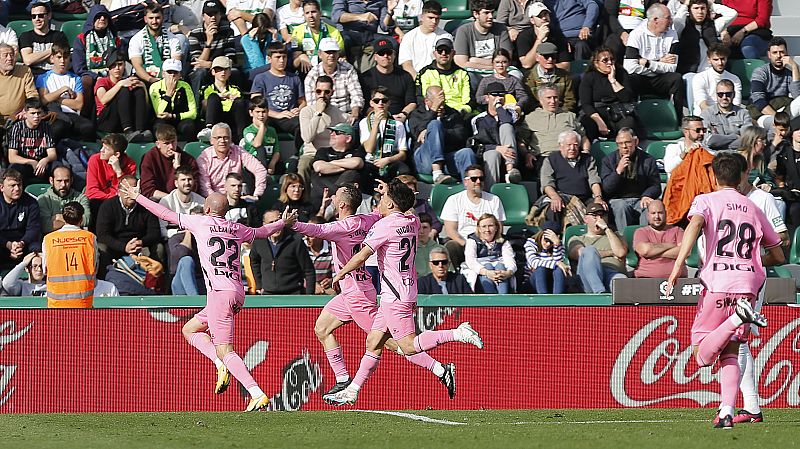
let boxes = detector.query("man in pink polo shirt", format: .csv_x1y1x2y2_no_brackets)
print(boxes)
196,122,267,199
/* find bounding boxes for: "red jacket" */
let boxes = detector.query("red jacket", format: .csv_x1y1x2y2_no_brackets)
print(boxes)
85,153,137,200
663,148,716,225
723,0,772,29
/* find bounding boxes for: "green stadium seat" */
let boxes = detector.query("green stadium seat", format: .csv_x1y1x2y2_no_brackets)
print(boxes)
686,242,700,268
590,141,617,166
490,183,530,226
563,224,587,248
570,59,590,78
636,99,683,140
7,21,33,38
506,224,539,239
623,225,642,269
256,185,281,215
52,12,88,22
440,0,471,20
125,142,153,172
60,20,84,48
727,59,766,101
183,141,208,160
430,183,464,219
443,18,471,34
645,140,672,183
790,227,800,264
320,0,333,17
25,183,50,198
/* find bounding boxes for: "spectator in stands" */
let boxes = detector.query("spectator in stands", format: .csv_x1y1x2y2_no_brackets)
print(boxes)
331,0,392,71
497,0,531,41
197,56,248,142
253,42,306,135
738,125,774,189
250,209,316,294
222,172,259,226
158,166,205,238
3,251,45,296
359,37,417,122
360,86,411,181
474,82,523,187
397,174,442,238
187,1,241,101
278,0,304,43
701,79,753,152
299,75,348,186
454,0,515,90
128,2,184,85
304,38,363,125
415,212,443,277
603,0,650,62
71,5,120,118
748,37,800,130
304,215,335,294
664,115,710,176
94,50,151,141
524,220,569,294
140,124,200,200
0,169,41,267
388,0,423,39
525,42,575,112
690,43,742,114
775,117,800,234
600,128,661,229
168,206,204,295
623,4,684,121
579,46,641,142
36,42,95,141
225,0,277,35
568,202,627,293
440,164,506,269
197,123,267,198
0,23,18,54
770,112,791,165
738,142,789,248
241,97,280,177
6,98,56,185
273,173,323,222
241,13,280,77
85,133,137,228
418,246,473,294
19,2,69,76
415,36,471,114
537,130,605,225
633,199,686,279
311,123,365,207
461,213,516,293
398,0,450,78
38,166,91,234
476,48,530,111
149,58,198,142
0,43,37,122
290,0,346,72
542,0,599,60
97,175,162,274
517,2,570,71
721,0,772,60
408,85,476,183
672,0,718,78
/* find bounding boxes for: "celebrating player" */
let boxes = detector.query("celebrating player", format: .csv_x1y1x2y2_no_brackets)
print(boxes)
323,179,484,406
118,180,298,412
667,152,784,429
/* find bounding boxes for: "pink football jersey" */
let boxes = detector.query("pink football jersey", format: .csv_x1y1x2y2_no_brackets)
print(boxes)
363,212,420,303
688,188,781,294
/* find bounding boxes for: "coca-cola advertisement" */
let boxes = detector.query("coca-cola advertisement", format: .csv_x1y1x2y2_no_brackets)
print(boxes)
0,306,798,412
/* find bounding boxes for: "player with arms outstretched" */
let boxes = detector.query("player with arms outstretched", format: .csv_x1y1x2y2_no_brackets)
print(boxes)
119,180,298,412
323,179,484,406
667,152,784,429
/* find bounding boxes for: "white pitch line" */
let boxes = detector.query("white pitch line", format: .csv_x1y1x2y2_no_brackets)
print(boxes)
347,410,467,426
505,419,707,425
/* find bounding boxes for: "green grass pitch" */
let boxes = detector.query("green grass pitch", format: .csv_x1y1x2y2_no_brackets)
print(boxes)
3,409,799,449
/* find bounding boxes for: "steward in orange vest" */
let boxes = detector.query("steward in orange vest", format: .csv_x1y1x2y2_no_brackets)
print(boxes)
43,202,98,308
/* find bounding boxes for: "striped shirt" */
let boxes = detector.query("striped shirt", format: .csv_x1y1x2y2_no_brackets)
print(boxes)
306,239,333,284
304,61,364,116
188,26,239,63
524,238,564,272
7,120,54,161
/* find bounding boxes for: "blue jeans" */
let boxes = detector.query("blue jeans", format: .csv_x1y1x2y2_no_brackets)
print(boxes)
609,197,648,229
530,266,566,294
740,34,770,60
366,265,381,293
171,256,200,295
478,262,510,294
576,246,626,293
413,120,476,180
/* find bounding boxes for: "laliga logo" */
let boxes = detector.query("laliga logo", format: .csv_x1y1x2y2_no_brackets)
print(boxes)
611,316,800,407
0,320,34,408
658,281,674,301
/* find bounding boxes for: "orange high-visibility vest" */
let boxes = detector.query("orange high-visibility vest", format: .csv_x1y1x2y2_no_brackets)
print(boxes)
44,228,97,308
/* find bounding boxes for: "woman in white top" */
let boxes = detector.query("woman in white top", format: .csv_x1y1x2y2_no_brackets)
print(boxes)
462,213,516,293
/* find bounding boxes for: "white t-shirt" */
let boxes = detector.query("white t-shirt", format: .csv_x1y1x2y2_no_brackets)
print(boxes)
0,25,18,48
127,27,183,60
398,27,451,72
747,187,787,234
277,3,305,31
440,190,506,240
226,0,277,34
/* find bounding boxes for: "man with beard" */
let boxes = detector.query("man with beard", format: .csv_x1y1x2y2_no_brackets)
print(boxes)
37,166,91,234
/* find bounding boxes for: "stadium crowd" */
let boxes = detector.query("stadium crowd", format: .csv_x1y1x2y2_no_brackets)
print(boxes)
0,0,796,298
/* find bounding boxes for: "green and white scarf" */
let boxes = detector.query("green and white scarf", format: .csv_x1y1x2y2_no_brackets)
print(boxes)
301,24,329,66
142,27,172,79
85,30,115,75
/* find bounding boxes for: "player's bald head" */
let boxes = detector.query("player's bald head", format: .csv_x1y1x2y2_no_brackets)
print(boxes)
205,192,229,217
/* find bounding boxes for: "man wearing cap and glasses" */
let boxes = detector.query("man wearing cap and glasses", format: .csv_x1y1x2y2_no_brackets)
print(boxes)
360,37,417,123
187,1,240,102
416,36,472,114
290,0,345,72
567,202,628,293
128,2,184,85
304,37,364,125
19,2,68,77
419,247,473,294
311,123,365,208
473,81,523,187
398,0,452,79
525,41,575,111
453,0,516,92
700,79,753,152
516,1,571,71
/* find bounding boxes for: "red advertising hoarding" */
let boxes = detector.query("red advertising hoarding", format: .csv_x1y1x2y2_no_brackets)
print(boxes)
0,306,798,412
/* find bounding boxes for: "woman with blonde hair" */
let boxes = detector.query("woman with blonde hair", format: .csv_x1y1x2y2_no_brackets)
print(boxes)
272,173,324,222
462,213,516,293
738,125,774,190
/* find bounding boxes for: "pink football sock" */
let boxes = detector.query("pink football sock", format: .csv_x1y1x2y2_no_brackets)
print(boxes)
718,353,741,414
413,330,455,353
189,333,218,362
223,352,258,390
324,346,350,382
350,351,381,391
696,318,740,366
405,351,437,371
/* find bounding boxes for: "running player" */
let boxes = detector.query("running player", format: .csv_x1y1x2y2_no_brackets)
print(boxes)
667,152,784,429
118,180,298,412
323,179,484,406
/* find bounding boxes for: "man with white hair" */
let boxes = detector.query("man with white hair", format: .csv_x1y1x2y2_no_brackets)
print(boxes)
196,123,268,198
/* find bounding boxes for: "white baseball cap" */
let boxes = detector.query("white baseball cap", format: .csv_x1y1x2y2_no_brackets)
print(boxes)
162,58,182,73
528,1,549,17
318,37,340,53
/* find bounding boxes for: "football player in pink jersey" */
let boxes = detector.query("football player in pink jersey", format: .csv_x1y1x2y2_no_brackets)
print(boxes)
667,152,784,429
323,179,484,406
118,180,298,412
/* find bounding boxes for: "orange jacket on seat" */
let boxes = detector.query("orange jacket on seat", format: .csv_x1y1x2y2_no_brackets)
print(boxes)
663,148,716,225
